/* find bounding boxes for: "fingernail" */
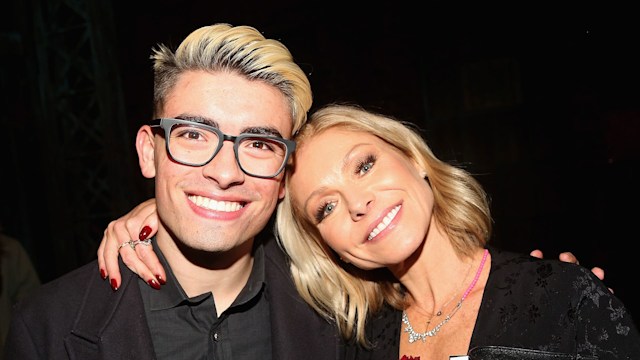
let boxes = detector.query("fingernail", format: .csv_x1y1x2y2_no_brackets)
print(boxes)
100,269,107,280
148,279,161,290
139,225,152,240
156,274,166,285
110,279,119,291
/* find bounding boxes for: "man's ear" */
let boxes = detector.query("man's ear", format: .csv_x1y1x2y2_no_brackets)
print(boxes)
136,126,157,179
278,178,286,200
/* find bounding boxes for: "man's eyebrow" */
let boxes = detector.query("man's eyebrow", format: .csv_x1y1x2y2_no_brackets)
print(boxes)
174,114,219,127
172,115,283,137
241,126,284,137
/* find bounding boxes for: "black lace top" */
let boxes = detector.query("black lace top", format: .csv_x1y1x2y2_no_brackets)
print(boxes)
347,246,640,360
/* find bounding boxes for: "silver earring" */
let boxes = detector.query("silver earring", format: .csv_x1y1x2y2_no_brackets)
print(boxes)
422,172,431,185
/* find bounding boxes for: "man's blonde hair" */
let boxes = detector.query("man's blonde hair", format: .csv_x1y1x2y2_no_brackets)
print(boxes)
151,23,312,133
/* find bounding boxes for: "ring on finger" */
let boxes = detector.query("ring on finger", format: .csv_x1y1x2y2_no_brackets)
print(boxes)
117,238,153,251
118,240,137,251
136,238,153,247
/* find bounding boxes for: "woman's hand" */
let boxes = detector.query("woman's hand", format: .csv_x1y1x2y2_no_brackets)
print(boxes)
97,198,164,290
530,249,610,292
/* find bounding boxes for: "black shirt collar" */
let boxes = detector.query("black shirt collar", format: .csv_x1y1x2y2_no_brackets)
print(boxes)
140,237,266,312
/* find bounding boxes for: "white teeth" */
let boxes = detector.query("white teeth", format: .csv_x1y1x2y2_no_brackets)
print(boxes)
368,205,400,240
188,195,244,212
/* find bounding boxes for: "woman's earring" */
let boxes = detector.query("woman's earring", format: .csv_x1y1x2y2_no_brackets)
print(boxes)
421,171,431,185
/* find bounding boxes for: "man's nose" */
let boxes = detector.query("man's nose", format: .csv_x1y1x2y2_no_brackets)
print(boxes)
201,142,244,188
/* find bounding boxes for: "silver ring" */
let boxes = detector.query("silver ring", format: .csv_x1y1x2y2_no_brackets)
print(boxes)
117,238,153,251
137,238,153,247
118,240,137,251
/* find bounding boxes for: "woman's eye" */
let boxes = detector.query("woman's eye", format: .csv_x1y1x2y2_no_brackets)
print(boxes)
360,162,372,174
356,154,376,175
315,201,337,223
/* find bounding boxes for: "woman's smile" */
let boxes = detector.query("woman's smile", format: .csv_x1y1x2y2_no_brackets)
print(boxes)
367,204,402,241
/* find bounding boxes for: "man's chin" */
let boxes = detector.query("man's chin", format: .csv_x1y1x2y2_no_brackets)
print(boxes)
173,233,256,268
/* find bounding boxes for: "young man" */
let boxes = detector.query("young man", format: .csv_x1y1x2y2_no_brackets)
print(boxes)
4,23,342,360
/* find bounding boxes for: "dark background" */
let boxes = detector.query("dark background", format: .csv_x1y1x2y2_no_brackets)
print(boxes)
2,2,638,325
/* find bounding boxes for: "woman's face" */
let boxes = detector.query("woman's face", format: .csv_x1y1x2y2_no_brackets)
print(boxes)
289,127,434,270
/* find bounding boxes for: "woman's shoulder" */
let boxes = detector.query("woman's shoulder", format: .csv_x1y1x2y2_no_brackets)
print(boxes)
477,247,640,358
487,246,600,289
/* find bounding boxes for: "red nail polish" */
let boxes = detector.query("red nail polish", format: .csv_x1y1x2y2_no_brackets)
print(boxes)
139,225,152,240
100,269,107,280
148,279,161,290
110,279,119,291
156,275,166,285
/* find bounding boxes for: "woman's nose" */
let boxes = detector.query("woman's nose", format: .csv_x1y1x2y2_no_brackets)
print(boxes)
347,192,374,221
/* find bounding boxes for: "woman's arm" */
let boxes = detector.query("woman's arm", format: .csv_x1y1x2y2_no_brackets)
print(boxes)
97,198,608,290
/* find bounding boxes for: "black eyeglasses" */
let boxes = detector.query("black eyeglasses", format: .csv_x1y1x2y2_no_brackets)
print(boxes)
150,118,296,178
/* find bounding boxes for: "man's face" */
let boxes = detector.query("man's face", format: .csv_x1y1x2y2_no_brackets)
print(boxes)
137,70,292,254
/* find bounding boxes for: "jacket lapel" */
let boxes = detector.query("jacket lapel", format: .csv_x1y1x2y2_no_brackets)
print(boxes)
64,263,156,359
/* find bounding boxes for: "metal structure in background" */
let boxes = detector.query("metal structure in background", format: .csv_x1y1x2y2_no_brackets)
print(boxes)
4,0,138,280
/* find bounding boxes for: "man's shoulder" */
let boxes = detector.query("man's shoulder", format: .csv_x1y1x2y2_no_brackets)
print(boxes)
12,260,112,316
40,260,101,291
5,260,154,359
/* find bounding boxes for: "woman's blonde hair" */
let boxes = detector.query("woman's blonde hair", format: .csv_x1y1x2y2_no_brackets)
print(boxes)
151,23,312,133
276,103,492,346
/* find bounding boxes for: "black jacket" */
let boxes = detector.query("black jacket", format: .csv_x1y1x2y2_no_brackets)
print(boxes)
4,234,345,360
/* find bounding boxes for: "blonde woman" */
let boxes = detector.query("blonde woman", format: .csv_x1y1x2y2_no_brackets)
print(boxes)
276,103,639,359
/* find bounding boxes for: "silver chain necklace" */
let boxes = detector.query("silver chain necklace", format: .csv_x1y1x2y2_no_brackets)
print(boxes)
402,300,463,343
402,249,489,344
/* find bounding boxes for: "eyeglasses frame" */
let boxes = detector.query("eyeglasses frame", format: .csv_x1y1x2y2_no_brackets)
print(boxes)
149,118,296,179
